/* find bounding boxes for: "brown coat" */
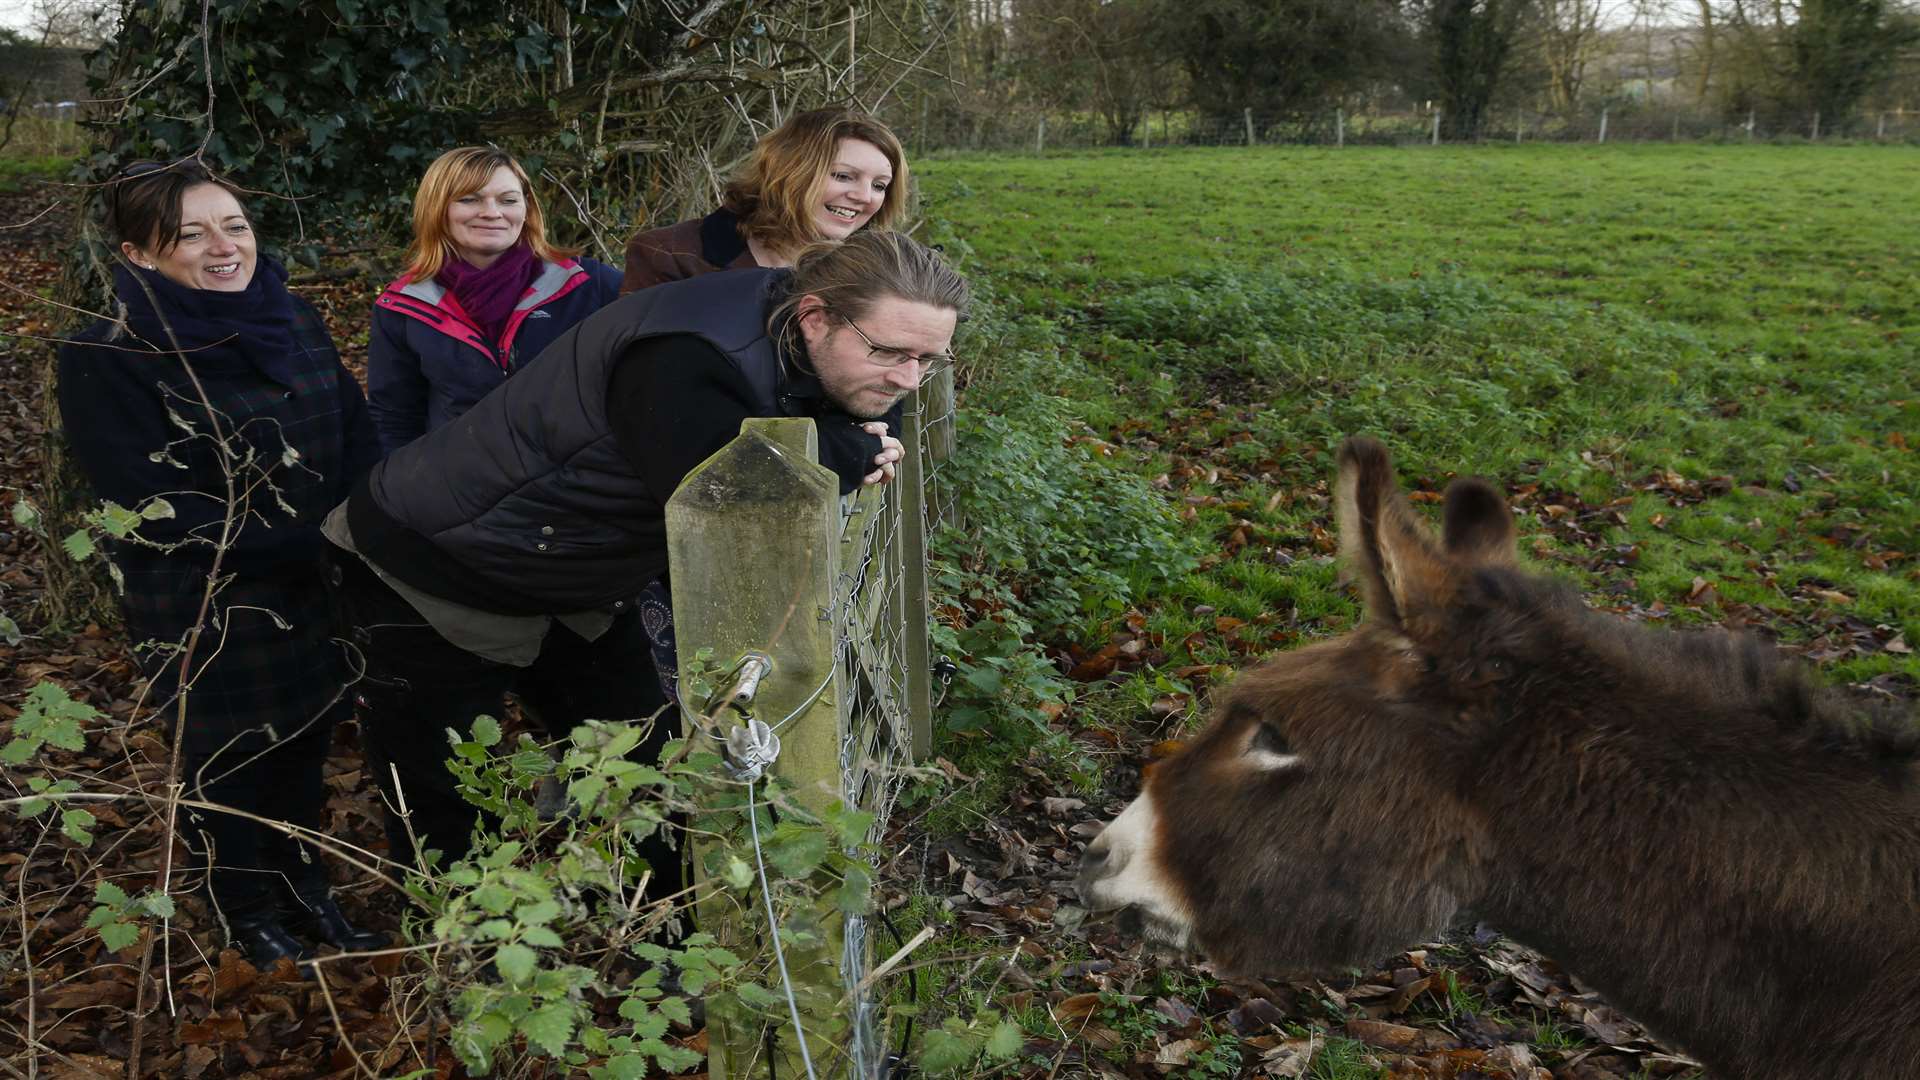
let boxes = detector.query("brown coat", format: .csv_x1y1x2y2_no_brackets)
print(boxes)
620,208,759,294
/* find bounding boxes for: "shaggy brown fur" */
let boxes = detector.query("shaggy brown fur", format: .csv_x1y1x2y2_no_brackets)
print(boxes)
1080,438,1920,1080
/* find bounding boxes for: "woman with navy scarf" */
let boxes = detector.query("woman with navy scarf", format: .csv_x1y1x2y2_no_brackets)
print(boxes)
56,161,384,967
367,146,621,454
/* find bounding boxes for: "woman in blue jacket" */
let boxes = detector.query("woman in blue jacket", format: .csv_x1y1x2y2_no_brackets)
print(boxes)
367,147,622,454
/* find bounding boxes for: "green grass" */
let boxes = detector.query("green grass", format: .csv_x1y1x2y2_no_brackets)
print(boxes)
924,143,1920,684
0,153,74,192
902,143,1918,1075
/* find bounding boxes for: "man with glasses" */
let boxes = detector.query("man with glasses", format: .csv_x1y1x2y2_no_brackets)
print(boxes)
322,231,968,871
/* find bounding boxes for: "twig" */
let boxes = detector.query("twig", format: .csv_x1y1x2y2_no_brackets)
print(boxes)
312,963,381,1079
853,924,933,992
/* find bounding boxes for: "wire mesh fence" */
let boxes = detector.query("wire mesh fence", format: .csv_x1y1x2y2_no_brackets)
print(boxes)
830,366,954,1077
905,104,1920,153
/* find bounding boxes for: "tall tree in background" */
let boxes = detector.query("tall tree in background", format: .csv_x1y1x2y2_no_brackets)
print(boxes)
1530,0,1622,112
1786,0,1920,124
1416,0,1536,137
1152,0,1411,129
1014,0,1171,144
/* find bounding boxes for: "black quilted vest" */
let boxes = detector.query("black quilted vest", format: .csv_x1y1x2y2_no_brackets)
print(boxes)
363,268,791,611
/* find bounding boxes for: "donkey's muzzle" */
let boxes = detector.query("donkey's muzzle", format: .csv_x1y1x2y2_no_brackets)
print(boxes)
1076,834,1118,909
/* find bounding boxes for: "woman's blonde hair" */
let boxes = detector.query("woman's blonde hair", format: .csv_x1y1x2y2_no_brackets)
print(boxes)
722,107,909,256
403,147,575,282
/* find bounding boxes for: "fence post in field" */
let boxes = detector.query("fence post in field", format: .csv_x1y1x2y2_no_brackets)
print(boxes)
1244,107,1255,146
1035,116,1046,154
1141,116,1150,149
1878,112,1886,139
1516,111,1524,143
1672,114,1680,141
1746,110,1755,140
897,391,935,762
1431,110,1441,145
1336,108,1345,147
1811,111,1820,140
1598,108,1609,144
667,416,845,1080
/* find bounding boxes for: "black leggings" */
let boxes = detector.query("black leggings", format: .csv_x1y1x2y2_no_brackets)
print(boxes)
327,553,675,879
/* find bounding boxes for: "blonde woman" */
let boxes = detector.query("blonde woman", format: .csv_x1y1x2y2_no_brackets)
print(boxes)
621,107,909,293
369,147,621,453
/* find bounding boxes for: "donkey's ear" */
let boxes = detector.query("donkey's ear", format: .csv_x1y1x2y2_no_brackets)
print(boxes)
1335,437,1450,633
1441,478,1516,565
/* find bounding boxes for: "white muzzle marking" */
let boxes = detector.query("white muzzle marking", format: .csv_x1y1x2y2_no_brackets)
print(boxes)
1079,789,1195,948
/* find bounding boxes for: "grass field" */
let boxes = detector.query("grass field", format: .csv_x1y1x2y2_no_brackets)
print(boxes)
920,143,1919,688
893,143,1917,1074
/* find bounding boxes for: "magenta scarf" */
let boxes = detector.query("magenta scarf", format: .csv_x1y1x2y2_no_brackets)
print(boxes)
437,243,539,350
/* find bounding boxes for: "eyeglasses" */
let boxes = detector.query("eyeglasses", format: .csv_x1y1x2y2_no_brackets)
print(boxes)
831,310,955,375
117,160,170,180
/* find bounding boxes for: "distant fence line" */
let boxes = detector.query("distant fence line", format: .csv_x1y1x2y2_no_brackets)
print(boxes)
909,106,1920,153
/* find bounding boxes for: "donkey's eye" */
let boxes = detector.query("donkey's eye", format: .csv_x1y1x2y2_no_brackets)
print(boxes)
1246,724,1299,770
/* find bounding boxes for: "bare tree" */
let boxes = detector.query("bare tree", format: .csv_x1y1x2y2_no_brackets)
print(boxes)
1532,0,1629,112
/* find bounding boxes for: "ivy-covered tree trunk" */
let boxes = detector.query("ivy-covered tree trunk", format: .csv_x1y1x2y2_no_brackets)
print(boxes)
1421,0,1533,141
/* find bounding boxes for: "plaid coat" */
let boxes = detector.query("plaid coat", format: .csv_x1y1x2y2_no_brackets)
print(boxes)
57,293,380,752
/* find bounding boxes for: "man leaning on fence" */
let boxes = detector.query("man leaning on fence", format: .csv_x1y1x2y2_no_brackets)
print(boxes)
322,230,970,875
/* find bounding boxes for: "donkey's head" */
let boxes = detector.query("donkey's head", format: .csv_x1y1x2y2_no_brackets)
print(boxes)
1079,437,1556,974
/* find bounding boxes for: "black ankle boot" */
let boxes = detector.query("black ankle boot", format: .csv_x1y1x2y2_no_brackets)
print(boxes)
228,911,312,968
284,887,388,952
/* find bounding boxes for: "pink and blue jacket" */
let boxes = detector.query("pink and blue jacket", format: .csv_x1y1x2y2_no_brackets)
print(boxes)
367,256,622,454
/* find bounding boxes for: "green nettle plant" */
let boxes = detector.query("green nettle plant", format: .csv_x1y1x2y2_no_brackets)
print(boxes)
389,695,886,1076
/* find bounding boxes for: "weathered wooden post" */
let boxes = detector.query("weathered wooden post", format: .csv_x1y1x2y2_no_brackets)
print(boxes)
897,392,935,762
1431,110,1441,146
1746,110,1756,140
1598,108,1609,144
1035,116,1045,154
1336,108,1345,148
1810,111,1820,140
1878,112,1887,139
668,416,845,1080
1244,107,1255,146
920,365,957,531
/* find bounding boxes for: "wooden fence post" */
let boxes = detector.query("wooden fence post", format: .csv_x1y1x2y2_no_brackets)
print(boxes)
1810,111,1820,140
1244,107,1255,146
1598,108,1608,144
1035,116,1045,154
1336,108,1344,147
667,417,845,1080
897,396,934,763
1431,110,1441,145
1878,112,1886,139
1746,110,1755,140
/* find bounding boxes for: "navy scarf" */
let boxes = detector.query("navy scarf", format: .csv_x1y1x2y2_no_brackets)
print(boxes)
115,258,298,383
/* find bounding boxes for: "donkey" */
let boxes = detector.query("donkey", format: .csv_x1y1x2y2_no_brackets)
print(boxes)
1078,438,1920,1079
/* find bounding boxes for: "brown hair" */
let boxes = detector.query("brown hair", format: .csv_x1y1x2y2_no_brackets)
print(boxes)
770,231,969,362
105,160,248,254
722,107,909,256
402,147,575,282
